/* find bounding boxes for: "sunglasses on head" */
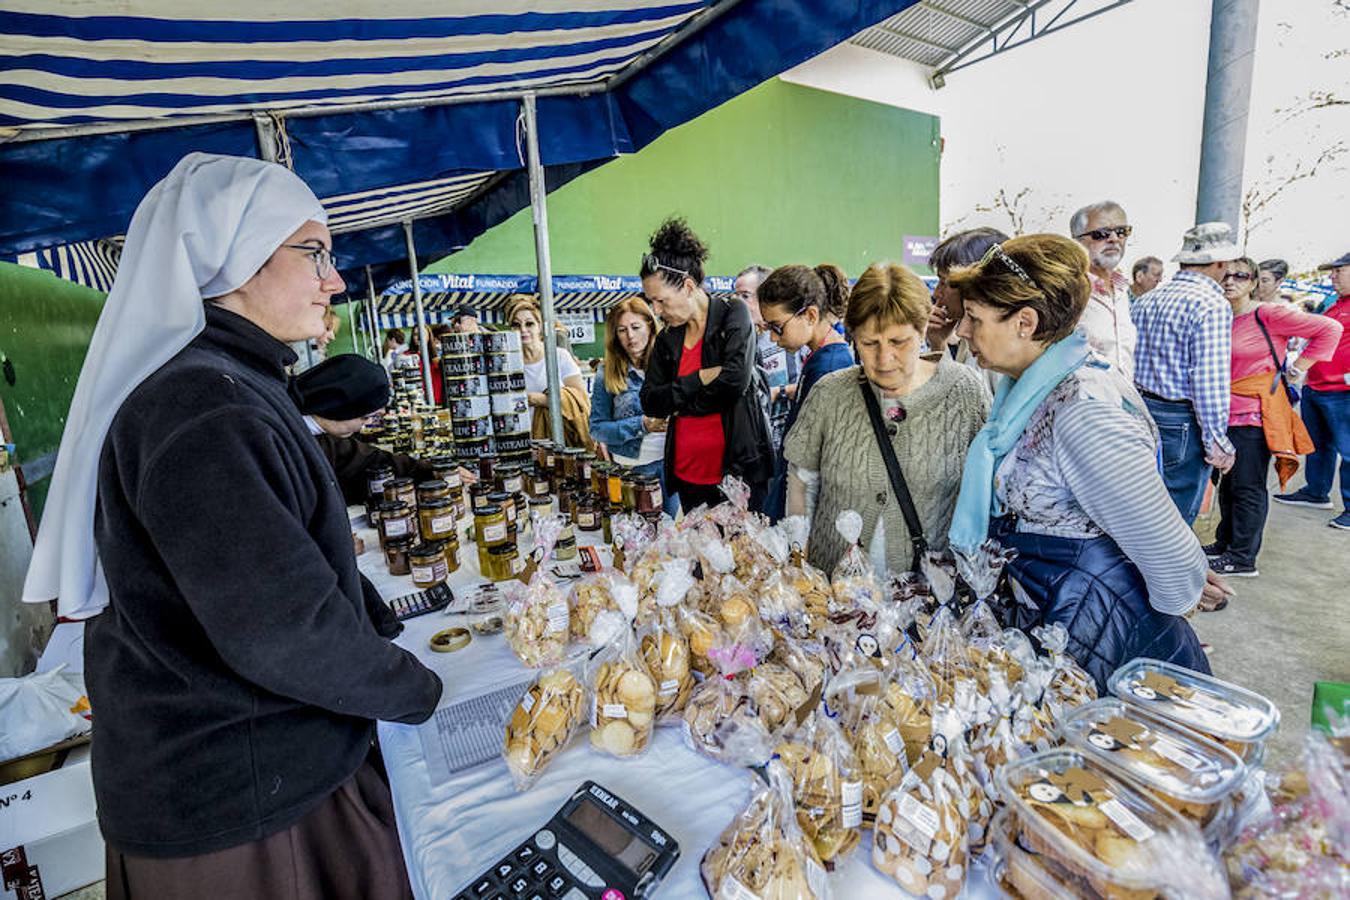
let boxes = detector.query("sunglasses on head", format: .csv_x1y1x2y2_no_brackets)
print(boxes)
1222,271,1254,282
1074,225,1133,241
977,243,1042,292
641,253,690,281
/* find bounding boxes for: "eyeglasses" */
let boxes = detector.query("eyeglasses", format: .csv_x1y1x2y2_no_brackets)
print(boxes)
283,243,339,280
1222,271,1254,282
641,253,690,281
1074,225,1133,241
764,308,804,337
978,243,1041,291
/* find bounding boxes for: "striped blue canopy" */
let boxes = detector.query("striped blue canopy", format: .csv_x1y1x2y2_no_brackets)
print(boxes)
0,1,915,289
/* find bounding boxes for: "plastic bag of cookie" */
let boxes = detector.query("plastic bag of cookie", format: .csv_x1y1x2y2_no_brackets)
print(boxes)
824,666,907,827
701,761,832,900
1031,623,1098,722
880,653,938,767
774,706,865,868
747,663,811,737
503,658,588,790
872,749,970,900
638,606,695,724
504,515,570,668
586,610,657,758
828,510,884,614
568,571,637,644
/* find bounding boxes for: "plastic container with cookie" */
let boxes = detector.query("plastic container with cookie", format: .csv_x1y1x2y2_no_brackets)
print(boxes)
996,747,1227,899
1060,697,1246,845
987,806,1080,900
1107,659,1280,766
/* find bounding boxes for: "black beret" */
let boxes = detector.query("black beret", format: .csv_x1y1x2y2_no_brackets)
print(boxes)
289,353,391,420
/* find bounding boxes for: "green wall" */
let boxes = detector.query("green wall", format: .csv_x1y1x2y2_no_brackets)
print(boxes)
0,263,106,517
431,78,940,285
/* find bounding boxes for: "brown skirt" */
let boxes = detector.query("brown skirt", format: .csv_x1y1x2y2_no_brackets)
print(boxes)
106,754,412,900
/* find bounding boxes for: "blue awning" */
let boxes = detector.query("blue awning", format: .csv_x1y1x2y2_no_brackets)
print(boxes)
0,1,916,291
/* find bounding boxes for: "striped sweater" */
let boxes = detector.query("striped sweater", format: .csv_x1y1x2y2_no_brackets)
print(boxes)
994,359,1206,615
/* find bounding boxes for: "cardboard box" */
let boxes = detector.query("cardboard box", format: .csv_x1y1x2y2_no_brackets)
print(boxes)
0,747,101,899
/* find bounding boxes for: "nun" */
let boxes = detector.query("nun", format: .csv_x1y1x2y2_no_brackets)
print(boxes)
23,154,441,899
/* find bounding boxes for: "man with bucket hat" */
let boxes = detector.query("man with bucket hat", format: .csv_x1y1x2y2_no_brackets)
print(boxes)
1132,222,1242,523
1274,251,1350,530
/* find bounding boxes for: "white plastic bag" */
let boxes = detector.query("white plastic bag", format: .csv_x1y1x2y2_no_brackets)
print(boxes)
0,666,90,760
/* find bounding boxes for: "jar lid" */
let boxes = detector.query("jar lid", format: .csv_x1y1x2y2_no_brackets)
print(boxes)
409,542,445,561
420,497,452,510
417,479,448,491
487,491,512,502
475,503,503,516
383,500,411,513
384,477,415,489
386,534,415,548
488,542,518,556
529,496,552,507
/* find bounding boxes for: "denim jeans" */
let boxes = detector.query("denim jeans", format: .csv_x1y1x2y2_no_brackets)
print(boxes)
1143,395,1211,525
1301,387,1350,512
634,458,681,518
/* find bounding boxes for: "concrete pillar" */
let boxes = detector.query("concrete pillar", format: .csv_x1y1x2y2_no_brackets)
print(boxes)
1196,0,1260,230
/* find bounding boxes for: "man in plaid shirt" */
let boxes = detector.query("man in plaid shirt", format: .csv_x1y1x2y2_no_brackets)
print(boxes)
1132,222,1240,524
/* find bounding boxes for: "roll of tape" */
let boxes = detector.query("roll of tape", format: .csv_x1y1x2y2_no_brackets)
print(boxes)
429,626,472,653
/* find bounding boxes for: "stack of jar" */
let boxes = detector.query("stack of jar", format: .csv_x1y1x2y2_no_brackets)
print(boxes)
473,481,523,583
442,333,494,459
483,331,532,466
372,470,462,587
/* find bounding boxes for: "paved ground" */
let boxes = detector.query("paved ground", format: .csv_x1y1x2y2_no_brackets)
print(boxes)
57,475,1348,900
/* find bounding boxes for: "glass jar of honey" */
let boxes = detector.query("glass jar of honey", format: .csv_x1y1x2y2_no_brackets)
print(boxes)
496,463,525,497
441,534,461,575
469,482,493,514
574,493,600,532
553,522,578,561
382,476,416,508
606,466,625,506
379,501,416,548
488,490,516,526
527,465,553,497
561,448,584,481
384,534,414,576
484,542,523,582
418,497,456,542
528,495,553,521
366,464,394,503
410,542,450,587
620,472,638,512
634,475,664,516
474,504,508,548
416,479,450,507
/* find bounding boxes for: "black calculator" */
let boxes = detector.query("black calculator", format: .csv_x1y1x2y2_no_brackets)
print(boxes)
455,781,679,900
386,582,454,621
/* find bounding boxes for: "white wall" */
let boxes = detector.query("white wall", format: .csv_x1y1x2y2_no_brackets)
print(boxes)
782,0,1349,273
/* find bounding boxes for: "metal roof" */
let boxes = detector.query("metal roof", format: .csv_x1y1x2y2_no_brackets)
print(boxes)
851,0,1134,87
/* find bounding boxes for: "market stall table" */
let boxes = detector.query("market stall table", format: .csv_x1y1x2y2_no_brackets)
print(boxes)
355,509,998,899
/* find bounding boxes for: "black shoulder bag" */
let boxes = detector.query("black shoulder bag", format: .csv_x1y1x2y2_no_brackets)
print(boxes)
1252,308,1299,404
857,372,927,573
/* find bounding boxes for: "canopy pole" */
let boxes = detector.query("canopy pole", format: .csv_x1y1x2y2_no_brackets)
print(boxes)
401,222,436,403
345,295,360,358
365,266,382,362
522,93,565,447
1196,0,1259,231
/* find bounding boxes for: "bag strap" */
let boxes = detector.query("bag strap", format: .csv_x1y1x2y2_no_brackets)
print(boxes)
1252,308,1290,396
857,373,927,572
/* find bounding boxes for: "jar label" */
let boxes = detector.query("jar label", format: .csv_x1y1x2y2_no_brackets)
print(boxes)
431,513,455,533
503,477,523,493
482,522,507,543
368,475,390,494
384,519,409,537
412,564,434,583
578,512,597,529
650,487,662,506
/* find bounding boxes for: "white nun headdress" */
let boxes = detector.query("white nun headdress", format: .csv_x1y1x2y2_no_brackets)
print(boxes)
23,153,327,619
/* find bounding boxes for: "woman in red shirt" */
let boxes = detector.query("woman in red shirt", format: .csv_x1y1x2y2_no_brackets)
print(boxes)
1207,256,1343,576
639,218,774,513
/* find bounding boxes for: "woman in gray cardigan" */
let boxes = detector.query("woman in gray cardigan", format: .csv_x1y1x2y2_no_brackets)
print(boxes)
785,262,991,577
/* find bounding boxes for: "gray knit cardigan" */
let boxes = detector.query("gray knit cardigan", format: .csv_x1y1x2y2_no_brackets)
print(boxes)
783,357,991,575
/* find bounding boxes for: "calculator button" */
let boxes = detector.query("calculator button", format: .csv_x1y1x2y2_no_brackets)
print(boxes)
602,891,626,900
526,894,545,900
515,846,537,863
546,875,569,896
530,860,552,879
495,863,516,880
508,877,531,896
472,878,495,896
562,890,589,900
534,829,556,851
556,843,604,888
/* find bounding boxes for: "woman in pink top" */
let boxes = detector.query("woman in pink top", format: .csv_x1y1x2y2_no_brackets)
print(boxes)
1207,256,1344,576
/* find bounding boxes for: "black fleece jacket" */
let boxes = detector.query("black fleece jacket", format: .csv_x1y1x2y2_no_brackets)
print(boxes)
640,294,774,487
88,305,441,858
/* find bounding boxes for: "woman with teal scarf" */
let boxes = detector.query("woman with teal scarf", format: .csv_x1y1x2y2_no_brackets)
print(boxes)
945,235,1229,690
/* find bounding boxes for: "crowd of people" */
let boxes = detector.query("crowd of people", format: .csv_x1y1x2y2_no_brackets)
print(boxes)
18,152,1349,896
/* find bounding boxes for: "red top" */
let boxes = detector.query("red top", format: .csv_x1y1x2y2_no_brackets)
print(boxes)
673,339,725,484
1229,303,1344,424
1307,296,1350,393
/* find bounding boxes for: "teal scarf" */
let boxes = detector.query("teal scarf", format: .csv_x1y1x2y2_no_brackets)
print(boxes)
948,330,1092,554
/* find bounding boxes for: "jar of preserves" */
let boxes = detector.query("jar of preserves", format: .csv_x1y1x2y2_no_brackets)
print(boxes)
620,472,639,512
561,448,584,481
578,452,597,484
553,522,578,561
533,440,558,474
385,534,414,576
606,466,625,506
366,464,395,502
488,490,516,526
634,475,664,516
574,493,600,532
528,495,553,521
410,542,450,588
416,479,450,507
418,497,456,542
478,452,501,484
557,479,578,521
469,482,493,514
484,542,523,582
441,536,462,575
382,477,416,508
429,459,463,490
379,501,416,548
589,462,609,497
496,463,525,497
527,464,553,497
474,504,509,548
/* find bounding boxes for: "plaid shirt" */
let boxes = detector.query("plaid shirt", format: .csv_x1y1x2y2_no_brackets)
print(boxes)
1133,270,1235,454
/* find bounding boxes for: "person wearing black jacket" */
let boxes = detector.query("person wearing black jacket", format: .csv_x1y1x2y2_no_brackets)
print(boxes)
638,218,773,512
27,155,442,899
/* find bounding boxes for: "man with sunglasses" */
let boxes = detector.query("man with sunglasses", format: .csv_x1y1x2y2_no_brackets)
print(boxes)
1133,222,1242,524
1071,201,1138,381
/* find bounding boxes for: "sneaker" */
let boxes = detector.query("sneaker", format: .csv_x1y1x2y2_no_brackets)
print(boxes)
1330,512,1350,531
1210,553,1259,578
1273,489,1333,509
1201,542,1225,559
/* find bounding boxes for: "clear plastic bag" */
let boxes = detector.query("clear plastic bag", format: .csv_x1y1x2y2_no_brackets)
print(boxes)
638,606,695,724
1032,623,1098,721
873,748,971,899
825,665,908,827
568,571,637,644
586,611,658,758
829,510,883,613
701,761,831,900
504,515,570,668
774,705,865,868
920,606,979,704
0,666,90,760
760,570,812,641
503,658,588,790
748,663,811,737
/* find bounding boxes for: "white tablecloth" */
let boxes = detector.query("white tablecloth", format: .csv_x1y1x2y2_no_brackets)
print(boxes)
355,509,999,899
